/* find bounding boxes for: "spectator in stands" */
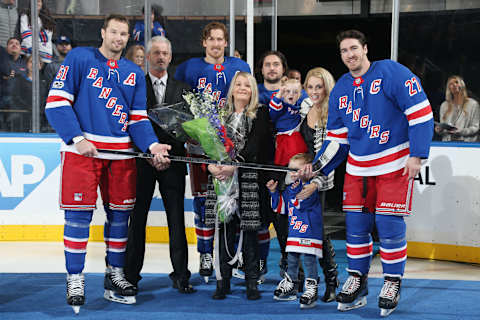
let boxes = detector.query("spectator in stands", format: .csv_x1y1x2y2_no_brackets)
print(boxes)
44,35,72,85
5,36,26,77
435,75,480,142
6,55,47,131
19,0,55,63
0,0,18,48
0,37,26,110
125,44,145,73
287,68,302,83
132,5,166,46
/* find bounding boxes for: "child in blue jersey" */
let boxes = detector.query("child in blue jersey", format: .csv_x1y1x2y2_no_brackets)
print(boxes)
269,78,308,166
267,153,323,308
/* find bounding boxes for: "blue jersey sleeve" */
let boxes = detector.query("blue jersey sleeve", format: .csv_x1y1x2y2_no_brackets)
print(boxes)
44,48,84,144
383,61,433,158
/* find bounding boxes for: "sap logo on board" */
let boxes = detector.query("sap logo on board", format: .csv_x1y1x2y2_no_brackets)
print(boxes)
0,142,60,210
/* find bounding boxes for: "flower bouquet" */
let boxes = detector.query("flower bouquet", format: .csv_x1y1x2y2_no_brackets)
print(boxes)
181,91,238,223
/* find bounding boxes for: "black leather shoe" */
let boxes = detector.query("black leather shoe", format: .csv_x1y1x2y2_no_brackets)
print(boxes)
172,279,196,294
212,279,231,300
246,280,261,300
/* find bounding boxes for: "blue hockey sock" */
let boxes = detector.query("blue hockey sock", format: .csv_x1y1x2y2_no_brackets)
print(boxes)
104,207,130,268
64,210,93,274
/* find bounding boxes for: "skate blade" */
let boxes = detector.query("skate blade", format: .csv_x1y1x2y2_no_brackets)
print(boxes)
273,295,297,301
337,296,367,311
300,301,317,309
104,290,136,304
204,276,210,283
71,305,80,314
380,307,396,317
232,268,245,280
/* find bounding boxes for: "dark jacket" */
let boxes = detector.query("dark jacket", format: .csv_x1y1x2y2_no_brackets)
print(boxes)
145,72,191,174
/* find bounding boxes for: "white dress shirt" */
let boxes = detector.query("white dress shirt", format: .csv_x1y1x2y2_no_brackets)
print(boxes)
149,72,168,104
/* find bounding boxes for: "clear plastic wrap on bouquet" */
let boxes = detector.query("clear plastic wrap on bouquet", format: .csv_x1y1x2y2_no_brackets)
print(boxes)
213,171,238,223
182,117,238,222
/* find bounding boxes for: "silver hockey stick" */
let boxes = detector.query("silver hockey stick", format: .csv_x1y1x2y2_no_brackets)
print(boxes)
97,149,296,172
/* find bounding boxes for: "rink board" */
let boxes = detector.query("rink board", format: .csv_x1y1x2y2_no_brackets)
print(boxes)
1,135,480,262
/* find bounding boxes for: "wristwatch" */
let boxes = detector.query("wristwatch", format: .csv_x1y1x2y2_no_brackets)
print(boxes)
72,136,85,144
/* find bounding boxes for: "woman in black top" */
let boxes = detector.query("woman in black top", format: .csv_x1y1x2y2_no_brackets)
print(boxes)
207,71,273,300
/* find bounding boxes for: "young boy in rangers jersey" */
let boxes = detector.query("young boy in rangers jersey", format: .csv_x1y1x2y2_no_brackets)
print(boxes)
296,30,433,317
174,22,251,282
267,153,322,309
45,14,170,314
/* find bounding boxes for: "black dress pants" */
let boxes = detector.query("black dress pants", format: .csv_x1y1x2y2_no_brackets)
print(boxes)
124,158,190,285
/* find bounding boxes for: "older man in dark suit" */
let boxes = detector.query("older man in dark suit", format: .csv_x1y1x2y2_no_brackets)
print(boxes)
124,36,195,294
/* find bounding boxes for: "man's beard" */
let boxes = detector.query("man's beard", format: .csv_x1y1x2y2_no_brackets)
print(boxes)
264,76,282,84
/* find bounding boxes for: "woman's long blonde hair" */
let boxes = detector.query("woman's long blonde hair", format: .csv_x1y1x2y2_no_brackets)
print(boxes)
304,67,335,128
442,75,469,121
225,72,259,119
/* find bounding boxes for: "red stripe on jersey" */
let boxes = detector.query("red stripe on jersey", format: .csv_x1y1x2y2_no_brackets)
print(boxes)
286,240,323,249
196,228,214,237
380,248,407,261
46,95,73,105
346,243,373,256
89,140,133,150
275,196,283,213
347,148,410,168
327,131,348,139
129,114,148,121
105,240,126,249
64,239,88,250
406,105,432,121
269,100,282,111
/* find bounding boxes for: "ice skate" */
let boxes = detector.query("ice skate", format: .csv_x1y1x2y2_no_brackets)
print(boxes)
300,278,318,309
378,276,401,317
66,273,85,314
199,253,213,283
104,266,136,304
232,253,245,280
273,273,297,301
336,272,368,311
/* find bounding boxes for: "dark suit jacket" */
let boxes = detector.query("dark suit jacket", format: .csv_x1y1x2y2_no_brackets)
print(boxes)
145,72,191,174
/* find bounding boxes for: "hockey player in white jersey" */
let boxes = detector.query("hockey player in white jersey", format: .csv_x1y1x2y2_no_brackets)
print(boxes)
45,14,171,314
295,30,433,317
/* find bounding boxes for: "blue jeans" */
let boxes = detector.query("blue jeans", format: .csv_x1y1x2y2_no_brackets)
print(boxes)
286,252,318,280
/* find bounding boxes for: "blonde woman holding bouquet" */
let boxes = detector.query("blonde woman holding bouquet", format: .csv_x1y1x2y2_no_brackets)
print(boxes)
206,71,273,300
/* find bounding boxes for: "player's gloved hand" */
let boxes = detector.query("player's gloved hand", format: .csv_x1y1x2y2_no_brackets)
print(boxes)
75,139,98,157
150,143,171,170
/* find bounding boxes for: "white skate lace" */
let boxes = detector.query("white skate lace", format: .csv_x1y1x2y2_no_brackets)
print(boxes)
109,267,133,290
302,279,317,299
341,275,361,294
201,253,213,270
67,274,84,296
379,279,400,301
277,274,294,293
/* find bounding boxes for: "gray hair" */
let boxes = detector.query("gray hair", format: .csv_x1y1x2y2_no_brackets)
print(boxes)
146,36,172,54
